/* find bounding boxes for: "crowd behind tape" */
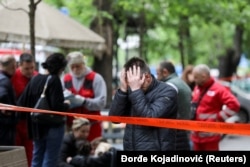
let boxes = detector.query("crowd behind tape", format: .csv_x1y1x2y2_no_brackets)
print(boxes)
1,103,250,136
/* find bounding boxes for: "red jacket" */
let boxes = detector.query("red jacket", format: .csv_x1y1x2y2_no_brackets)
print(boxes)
11,68,38,99
64,72,101,141
191,77,240,143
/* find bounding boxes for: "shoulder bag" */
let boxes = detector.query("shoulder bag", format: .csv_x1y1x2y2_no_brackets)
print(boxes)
31,75,65,125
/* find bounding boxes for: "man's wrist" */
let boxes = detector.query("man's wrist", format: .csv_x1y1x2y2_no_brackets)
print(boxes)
120,87,127,93
119,88,128,94
130,86,140,91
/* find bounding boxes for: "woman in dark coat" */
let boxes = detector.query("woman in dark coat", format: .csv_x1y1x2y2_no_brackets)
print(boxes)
18,53,69,167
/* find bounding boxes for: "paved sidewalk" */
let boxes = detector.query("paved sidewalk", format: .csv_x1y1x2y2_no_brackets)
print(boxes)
219,135,250,150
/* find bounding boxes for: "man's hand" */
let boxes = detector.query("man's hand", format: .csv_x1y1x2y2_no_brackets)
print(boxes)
119,68,128,92
64,100,71,105
66,157,72,163
63,89,73,97
75,95,86,104
1,110,11,116
127,65,145,91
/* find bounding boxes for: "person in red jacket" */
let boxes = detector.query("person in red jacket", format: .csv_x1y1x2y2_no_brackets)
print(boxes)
63,51,107,142
11,53,38,167
191,64,240,151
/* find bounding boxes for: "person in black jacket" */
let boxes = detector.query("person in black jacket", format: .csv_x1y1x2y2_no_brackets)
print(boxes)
157,61,192,150
68,140,118,167
58,118,91,167
17,53,69,167
0,55,17,146
58,117,118,167
109,57,178,151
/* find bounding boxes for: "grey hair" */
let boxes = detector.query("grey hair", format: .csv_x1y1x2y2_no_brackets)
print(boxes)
0,55,16,67
193,64,210,76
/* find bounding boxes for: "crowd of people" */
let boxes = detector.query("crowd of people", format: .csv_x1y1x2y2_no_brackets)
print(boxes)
0,51,109,167
0,52,241,166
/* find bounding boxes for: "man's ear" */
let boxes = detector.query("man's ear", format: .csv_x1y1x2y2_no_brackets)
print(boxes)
162,68,169,76
144,73,150,78
144,73,152,82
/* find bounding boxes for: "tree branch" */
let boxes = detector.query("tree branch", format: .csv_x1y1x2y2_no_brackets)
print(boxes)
34,0,42,6
0,0,28,14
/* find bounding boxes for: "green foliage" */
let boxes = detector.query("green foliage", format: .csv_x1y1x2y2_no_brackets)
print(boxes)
43,0,250,69
44,0,96,26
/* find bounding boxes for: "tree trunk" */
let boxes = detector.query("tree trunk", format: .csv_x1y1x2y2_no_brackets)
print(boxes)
113,28,119,89
178,15,192,70
218,48,235,80
29,0,36,59
91,0,113,108
218,25,244,80
233,25,244,68
139,10,145,59
178,33,185,70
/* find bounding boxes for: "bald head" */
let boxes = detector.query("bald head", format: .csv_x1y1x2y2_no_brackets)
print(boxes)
192,64,211,86
193,64,210,76
0,55,16,76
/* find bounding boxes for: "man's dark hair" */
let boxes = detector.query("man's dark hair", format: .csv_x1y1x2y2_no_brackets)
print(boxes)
19,53,34,64
159,61,176,74
124,57,150,75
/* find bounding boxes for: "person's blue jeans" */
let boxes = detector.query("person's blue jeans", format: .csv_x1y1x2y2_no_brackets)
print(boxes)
31,125,64,167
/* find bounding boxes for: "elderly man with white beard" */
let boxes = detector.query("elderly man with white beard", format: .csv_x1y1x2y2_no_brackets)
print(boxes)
63,51,107,142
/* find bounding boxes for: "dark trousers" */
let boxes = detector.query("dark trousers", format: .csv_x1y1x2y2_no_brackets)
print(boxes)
0,125,15,146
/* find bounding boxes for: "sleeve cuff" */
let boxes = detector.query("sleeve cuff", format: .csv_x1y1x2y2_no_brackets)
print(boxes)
118,89,128,95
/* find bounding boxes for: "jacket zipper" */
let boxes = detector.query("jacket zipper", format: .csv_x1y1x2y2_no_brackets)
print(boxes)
132,109,135,150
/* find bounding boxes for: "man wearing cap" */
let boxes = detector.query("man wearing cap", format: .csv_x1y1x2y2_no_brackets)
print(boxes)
63,51,107,142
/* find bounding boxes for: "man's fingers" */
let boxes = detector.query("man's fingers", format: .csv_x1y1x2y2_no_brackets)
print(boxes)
133,65,137,76
130,65,141,78
133,65,141,78
140,73,145,83
136,66,140,77
127,67,133,78
120,68,125,78
127,66,142,82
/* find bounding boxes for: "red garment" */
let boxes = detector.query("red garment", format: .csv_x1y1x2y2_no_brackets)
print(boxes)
15,120,33,167
191,77,240,146
11,68,38,98
64,72,102,141
11,68,37,167
193,140,219,151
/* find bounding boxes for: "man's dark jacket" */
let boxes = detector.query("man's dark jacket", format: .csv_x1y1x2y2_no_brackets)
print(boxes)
163,73,192,150
109,76,178,151
0,72,17,145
